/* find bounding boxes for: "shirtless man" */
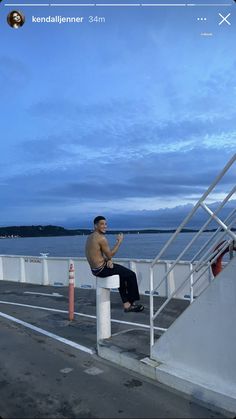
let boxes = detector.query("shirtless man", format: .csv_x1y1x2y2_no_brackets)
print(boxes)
85,216,144,312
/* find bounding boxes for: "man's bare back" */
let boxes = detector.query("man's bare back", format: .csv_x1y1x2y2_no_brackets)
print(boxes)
85,231,106,269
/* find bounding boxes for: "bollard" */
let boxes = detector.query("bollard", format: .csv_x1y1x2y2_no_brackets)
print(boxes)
68,260,75,321
96,275,120,343
20,257,26,283
40,253,49,286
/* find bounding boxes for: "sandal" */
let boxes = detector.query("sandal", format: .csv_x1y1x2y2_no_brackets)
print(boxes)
124,304,144,313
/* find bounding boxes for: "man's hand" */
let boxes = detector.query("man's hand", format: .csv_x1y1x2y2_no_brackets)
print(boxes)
107,260,114,269
116,233,124,244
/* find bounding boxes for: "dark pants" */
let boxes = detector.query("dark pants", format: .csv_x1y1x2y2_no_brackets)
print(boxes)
95,263,140,304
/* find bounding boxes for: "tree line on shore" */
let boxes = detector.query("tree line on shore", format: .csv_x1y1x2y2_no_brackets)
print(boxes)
0,225,232,238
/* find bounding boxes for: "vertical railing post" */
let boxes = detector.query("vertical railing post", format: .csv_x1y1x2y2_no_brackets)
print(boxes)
20,257,26,283
166,262,175,298
150,266,154,356
0,256,3,281
69,260,75,321
129,260,137,273
229,241,235,260
165,262,169,297
40,253,49,286
208,263,213,284
190,263,194,303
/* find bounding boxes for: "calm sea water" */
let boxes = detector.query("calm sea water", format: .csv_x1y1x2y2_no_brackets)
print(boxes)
0,232,216,261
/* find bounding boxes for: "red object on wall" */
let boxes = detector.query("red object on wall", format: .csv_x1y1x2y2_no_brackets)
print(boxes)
211,241,236,277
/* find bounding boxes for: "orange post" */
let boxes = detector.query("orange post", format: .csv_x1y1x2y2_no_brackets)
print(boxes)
69,260,75,321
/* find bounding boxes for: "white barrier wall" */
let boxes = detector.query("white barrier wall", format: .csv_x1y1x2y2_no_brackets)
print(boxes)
0,254,212,300
151,257,236,414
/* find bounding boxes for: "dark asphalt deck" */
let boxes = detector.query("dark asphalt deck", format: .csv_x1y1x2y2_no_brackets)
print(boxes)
0,280,190,353
0,280,229,418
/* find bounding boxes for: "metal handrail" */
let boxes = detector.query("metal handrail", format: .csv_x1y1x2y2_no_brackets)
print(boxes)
191,239,234,289
149,154,236,354
190,208,236,263
152,186,236,294
150,154,236,268
194,219,236,273
152,237,234,323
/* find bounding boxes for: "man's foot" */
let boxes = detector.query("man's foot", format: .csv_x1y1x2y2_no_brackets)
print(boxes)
124,304,144,313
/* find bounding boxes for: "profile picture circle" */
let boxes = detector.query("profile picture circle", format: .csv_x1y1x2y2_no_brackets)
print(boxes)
7,10,25,29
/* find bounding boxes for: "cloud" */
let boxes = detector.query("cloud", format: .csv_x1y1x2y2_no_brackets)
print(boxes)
0,56,30,94
1,146,233,222
0,5,235,229
26,92,236,155
64,199,236,229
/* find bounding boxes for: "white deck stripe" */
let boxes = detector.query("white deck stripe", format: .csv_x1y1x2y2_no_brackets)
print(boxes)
111,316,166,332
24,291,63,297
0,310,95,355
0,300,167,332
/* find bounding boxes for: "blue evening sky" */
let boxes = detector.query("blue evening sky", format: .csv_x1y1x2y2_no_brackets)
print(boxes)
0,0,235,228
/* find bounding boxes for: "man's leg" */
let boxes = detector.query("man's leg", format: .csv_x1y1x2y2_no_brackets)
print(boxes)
114,263,140,304
96,263,142,310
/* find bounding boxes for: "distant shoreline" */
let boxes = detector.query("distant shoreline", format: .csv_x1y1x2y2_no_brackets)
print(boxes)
0,225,234,239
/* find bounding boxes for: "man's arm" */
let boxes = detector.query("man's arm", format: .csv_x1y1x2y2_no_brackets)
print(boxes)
100,234,124,260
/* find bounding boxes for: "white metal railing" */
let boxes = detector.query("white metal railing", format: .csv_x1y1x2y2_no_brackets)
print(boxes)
1,254,210,298
150,154,236,353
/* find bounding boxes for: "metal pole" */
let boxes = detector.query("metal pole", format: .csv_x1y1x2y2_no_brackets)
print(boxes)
149,267,154,356
69,260,75,321
96,285,111,342
200,202,236,242
190,263,194,303
40,253,49,286
96,275,119,344
229,240,235,260
20,257,26,283
0,256,3,281
151,155,236,268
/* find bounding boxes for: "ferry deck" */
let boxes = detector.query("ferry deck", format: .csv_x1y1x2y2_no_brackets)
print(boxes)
0,155,235,418
0,280,227,419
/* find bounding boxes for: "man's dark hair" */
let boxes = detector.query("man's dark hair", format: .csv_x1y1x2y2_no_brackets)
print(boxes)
94,215,106,225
